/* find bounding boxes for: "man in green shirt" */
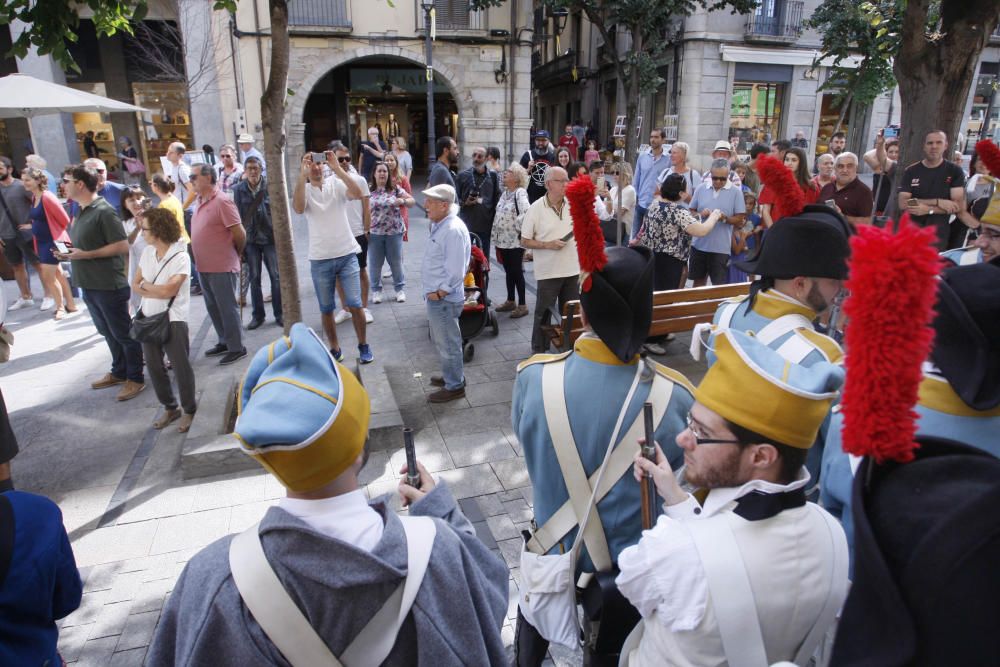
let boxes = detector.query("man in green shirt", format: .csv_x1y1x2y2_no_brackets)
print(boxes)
56,165,145,401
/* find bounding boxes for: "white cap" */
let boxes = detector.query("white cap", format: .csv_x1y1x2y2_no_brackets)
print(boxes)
713,139,733,153
421,184,456,204
237,133,255,144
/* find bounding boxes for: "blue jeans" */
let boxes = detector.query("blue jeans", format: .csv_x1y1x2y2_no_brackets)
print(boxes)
310,254,362,314
632,205,647,241
426,299,465,390
245,242,281,321
368,233,405,293
82,286,144,383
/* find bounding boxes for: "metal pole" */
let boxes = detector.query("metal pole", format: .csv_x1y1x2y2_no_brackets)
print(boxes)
424,4,436,170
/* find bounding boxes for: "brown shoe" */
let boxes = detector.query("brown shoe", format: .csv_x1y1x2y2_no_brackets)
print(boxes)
428,386,465,403
430,375,445,387
495,300,516,313
91,373,127,390
116,380,146,402
511,305,529,318
177,412,195,433
153,408,181,429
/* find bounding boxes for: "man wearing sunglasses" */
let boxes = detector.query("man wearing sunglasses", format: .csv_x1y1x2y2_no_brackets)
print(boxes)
617,329,848,667
292,147,374,364
687,158,746,287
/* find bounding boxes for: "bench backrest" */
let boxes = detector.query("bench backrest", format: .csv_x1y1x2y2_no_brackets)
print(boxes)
554,282,751,351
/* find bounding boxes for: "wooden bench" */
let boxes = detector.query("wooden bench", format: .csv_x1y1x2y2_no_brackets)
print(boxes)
543,283,751,352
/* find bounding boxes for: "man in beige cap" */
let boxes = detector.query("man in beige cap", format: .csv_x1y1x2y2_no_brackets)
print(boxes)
701,139,741,189
421,184,471,402
237,133,266,176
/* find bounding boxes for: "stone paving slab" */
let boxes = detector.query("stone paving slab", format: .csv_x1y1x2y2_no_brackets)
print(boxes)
3,196,712,666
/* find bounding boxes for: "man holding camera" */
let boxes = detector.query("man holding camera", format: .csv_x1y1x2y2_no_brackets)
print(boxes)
456,146,499,257
898,130,977,249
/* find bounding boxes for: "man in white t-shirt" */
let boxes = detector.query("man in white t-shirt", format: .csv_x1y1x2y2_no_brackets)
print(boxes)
291,149,374,364
520,166,581,353
330,142,374,326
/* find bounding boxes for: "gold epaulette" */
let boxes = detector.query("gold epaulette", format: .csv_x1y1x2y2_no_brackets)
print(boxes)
649,360,696,394
796,328,844,364
516,350,572,373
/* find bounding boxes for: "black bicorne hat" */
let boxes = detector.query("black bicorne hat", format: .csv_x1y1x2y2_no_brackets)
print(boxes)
832,436,1000,666
930,257,1000,411
734,204,851,279
580,246,655,362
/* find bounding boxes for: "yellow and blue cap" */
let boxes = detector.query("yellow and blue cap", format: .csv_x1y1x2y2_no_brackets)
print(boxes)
695,330,844,448
233,323,371,492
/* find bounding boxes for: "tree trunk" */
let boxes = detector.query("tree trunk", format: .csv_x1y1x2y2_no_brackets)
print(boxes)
262,0,300,331
893,0,1000,185
624,26,643,162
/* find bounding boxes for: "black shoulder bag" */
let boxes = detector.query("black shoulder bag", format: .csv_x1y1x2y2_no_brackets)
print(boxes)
130,252,184,344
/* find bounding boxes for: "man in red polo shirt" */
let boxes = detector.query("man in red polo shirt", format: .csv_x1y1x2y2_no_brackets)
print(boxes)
818,152,873,229
190,164,247,365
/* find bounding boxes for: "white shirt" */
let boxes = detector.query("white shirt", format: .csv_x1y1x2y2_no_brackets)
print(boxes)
278,489,384,552
167,161,192,207
616,471,846,666
138,244,191,322
610,184,637,233
345,171,370,237
520,196,580,280
303,176,362,260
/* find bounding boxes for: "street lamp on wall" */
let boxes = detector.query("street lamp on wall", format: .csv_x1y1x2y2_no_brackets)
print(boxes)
422,0,436,169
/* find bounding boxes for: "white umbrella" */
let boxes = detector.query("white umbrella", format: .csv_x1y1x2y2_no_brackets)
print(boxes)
0,73,147,119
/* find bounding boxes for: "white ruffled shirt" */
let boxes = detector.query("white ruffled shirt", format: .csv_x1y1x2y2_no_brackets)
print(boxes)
616,470,811,633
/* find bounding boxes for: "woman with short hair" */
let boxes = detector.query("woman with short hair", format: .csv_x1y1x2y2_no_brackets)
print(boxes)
609,162,637,241
491,163,531,318
20,168,76,319
121,186,151,310
391,136,413,181
132,207,196,432
150,174,190,244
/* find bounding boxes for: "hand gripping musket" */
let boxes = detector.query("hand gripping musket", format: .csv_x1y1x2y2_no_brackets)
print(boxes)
403,427,421,489
640,402,657,530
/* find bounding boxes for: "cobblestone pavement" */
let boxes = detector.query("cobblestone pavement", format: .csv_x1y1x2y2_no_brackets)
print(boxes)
3,189,708,666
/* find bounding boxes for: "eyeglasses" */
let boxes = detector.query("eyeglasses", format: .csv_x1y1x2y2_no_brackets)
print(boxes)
62,177,76,184
685,414,742,446
710,176,728,182
337,156,351,163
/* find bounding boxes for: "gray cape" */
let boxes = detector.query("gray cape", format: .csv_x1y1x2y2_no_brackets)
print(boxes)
146,483,508,666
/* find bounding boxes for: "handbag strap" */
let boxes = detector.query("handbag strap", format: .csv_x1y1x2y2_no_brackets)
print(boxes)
228,515,436,667
527,370,673,556
146,251,184,311
541,361,643,571
686,515,769,667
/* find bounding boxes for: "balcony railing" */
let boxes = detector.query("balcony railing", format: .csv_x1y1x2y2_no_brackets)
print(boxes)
532,50,590,89
288,0,352,31
416,0,485,33
745,1,804,43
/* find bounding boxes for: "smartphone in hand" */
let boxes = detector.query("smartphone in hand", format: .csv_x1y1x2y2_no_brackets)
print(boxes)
54,240,71,254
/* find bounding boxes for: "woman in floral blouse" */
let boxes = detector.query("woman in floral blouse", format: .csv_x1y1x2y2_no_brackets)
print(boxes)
368,162,415,304
491,163,531,318
631,173,724,291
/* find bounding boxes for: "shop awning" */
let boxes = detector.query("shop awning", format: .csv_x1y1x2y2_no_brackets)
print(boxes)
0,74,147,119
720,45,864,69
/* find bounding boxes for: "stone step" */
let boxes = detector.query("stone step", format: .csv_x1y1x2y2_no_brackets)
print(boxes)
180,359,404,479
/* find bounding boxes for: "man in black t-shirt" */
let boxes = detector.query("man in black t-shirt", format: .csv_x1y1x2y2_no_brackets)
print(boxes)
898,130,977,249
357,127,387,183
520,130,556,204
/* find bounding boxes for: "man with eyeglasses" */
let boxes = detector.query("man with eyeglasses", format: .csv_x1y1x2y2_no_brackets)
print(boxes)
520,167,581,353
80,158,126,213
55,164,145,401
232,156,281,330
215,144,244,197
456,146,499,258
328,142,374,325
616,329,848,666
292,148,374,364
687,158,746,287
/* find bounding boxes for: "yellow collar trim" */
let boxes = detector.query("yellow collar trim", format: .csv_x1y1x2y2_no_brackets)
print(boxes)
574,334,638,366
753,290,817,320
918,374,1000,417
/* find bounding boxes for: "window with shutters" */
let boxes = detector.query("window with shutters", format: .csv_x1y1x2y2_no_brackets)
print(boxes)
416,0,484,32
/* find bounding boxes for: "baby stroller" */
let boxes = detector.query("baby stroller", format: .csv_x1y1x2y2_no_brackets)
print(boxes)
460,233,500,361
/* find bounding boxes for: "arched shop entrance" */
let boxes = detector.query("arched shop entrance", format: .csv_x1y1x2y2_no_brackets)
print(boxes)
303,56,459,169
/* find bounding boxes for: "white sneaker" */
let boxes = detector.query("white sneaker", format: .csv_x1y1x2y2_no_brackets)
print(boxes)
395,291,406,303
39,297,55,311
371,290,384,304
364,308,374,323
7,297,33,311
334,309,352,324
382,270,392,279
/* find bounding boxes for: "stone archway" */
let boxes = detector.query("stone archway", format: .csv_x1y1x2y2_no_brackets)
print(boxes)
286,45,472,169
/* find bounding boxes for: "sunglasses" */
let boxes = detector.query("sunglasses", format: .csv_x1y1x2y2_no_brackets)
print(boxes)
337,156,351,163
711,176,728,182
62,177,76,184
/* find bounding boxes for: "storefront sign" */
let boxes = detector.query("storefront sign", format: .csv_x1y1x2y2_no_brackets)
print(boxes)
349,69,449,94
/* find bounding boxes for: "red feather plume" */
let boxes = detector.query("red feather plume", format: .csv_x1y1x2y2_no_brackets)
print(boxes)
975,139,1000,178
840,214,943,464
757,154,806,221
566,174,607,292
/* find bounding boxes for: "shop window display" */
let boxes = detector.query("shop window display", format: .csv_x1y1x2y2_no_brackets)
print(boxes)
131,82,192,169
729,82,784,151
